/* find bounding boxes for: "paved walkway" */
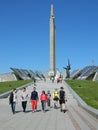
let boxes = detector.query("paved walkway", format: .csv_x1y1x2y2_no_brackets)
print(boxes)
0,79,98,130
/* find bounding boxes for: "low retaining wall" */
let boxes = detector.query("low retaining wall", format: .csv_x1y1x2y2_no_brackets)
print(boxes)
0,82,33,99
63,81,98,119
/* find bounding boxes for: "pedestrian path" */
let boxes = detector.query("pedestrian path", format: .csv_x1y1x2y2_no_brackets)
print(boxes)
0,79,98,130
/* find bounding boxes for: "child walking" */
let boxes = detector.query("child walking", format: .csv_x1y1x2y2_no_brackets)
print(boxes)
47,90,51,109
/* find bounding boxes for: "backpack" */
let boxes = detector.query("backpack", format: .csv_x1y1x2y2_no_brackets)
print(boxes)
54,91,59,98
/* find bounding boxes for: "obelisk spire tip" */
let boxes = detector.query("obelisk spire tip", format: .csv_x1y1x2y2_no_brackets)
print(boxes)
51,4,54,17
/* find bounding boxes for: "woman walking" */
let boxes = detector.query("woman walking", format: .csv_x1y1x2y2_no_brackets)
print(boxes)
53,89,59,109
40,90,48,112
21,87,28,112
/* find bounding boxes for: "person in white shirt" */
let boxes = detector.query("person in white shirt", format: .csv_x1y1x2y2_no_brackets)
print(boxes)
21,87,28,112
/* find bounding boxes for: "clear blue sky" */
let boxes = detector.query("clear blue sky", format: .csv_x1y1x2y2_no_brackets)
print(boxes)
0,0,98,74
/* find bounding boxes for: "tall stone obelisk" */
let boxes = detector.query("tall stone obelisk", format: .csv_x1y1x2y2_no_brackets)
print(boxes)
49,4,56,78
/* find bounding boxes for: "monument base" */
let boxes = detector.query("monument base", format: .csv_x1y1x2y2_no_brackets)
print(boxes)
48,71,55,76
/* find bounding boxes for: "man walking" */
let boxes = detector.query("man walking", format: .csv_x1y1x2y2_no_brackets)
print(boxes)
59,87,66,113
9,88,17,114
30,87,38,112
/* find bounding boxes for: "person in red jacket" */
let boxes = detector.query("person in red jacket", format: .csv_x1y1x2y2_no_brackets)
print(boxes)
40,90,48,112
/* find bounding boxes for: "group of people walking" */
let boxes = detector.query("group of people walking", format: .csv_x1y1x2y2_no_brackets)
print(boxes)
53,87,66,113
30,87,51,112
9,86,66,114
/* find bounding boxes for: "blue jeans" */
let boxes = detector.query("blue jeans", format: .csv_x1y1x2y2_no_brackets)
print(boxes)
41,101,46,111
11,102,16,114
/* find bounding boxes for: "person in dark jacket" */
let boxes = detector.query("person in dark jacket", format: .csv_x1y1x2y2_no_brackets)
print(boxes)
59,87,66,113
9,88,17,114
30,87,38,112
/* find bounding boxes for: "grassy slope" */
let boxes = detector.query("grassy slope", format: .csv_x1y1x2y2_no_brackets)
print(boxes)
65,80,98,109
0,80,33,94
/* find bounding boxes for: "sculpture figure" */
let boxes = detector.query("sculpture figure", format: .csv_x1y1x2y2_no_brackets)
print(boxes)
63,60,71,78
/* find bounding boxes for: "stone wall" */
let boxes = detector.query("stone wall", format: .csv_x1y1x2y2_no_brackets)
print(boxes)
0,73,17,82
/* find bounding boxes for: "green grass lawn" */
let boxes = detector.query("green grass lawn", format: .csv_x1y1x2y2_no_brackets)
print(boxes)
65,80,98,109
0,80,33,94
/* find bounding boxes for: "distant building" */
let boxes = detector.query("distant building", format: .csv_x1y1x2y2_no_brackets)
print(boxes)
0,68,46,82
70,65,98,81
0,73,17,82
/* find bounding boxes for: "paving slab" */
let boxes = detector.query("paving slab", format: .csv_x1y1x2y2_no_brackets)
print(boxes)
0,79,98,130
